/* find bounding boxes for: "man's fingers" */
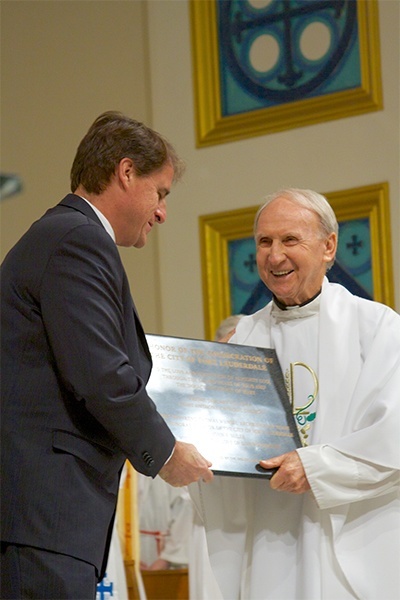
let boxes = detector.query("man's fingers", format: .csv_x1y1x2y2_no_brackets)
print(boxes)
158,441,214,486
201,468,214,483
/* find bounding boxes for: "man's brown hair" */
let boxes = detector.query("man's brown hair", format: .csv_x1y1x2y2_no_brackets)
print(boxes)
70,111,185,194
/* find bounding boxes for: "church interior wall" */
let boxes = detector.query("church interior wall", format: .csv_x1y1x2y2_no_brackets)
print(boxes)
0,0,163,333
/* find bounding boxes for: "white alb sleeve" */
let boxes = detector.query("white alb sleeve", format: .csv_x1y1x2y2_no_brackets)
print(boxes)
297,444,399,509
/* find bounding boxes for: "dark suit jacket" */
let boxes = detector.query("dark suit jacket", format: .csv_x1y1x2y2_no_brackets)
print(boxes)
1,194,175,576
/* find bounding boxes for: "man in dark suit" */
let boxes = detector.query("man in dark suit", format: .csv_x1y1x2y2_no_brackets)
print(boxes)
0,111,213,599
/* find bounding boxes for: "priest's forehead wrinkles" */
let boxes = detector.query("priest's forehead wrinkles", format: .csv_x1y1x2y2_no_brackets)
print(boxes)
257,206,323,236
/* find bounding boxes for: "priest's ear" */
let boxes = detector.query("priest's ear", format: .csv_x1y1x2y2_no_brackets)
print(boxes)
323,232,337,265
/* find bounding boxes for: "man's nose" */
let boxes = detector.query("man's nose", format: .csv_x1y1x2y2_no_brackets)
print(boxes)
268,241,285,261
155,202,167,224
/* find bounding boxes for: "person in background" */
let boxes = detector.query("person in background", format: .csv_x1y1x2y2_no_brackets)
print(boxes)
138,474,193,571
0,111,213,600
190,188,400,599
214,314,244,343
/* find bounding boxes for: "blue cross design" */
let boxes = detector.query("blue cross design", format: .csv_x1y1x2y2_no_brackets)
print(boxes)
244,253,257,273
96,573,114,600
218,0,357,105
346,234,363,255
231,0,346,86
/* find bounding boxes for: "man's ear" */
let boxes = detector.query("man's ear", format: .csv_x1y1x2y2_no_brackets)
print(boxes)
324,232,337,263
117,157,135,189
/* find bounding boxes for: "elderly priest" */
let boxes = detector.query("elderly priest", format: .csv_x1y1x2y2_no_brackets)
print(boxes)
190,188,400,600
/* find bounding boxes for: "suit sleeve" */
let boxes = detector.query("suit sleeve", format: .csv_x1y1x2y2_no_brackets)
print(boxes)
39,221,175,475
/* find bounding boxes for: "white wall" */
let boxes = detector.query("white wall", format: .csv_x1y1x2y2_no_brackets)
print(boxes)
147,0,400,339
0,0,162,332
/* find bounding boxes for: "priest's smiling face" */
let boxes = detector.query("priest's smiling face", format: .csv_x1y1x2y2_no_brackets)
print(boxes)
255,197,337,306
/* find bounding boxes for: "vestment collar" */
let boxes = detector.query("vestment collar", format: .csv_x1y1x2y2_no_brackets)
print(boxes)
271,293,321,321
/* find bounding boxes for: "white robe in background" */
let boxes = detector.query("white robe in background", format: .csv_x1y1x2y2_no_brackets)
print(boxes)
190,280,400,600
138,474,193,568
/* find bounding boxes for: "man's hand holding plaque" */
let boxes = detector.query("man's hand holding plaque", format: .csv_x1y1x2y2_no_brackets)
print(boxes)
159,440,214,487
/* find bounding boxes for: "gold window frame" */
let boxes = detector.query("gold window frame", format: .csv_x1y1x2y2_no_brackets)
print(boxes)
190,0,382,147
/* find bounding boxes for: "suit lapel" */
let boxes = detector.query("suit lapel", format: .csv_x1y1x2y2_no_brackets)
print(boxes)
129,282,152,365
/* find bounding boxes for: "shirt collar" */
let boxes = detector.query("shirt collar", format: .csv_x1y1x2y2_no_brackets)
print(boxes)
271,293,321,321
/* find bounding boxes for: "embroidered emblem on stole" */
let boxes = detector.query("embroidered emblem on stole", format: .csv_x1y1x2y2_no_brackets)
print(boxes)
285,362,318,446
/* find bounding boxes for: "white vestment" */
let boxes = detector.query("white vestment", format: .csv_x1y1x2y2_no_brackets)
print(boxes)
190,280,400,600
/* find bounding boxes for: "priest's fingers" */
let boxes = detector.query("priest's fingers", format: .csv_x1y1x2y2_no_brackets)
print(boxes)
259,454,286,470
260,451,310,494
159,440,213,487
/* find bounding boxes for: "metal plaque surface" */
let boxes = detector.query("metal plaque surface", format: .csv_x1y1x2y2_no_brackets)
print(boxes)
146,334,302,478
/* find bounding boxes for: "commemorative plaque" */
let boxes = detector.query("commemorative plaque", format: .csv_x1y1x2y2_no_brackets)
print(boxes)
146,334,302,478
